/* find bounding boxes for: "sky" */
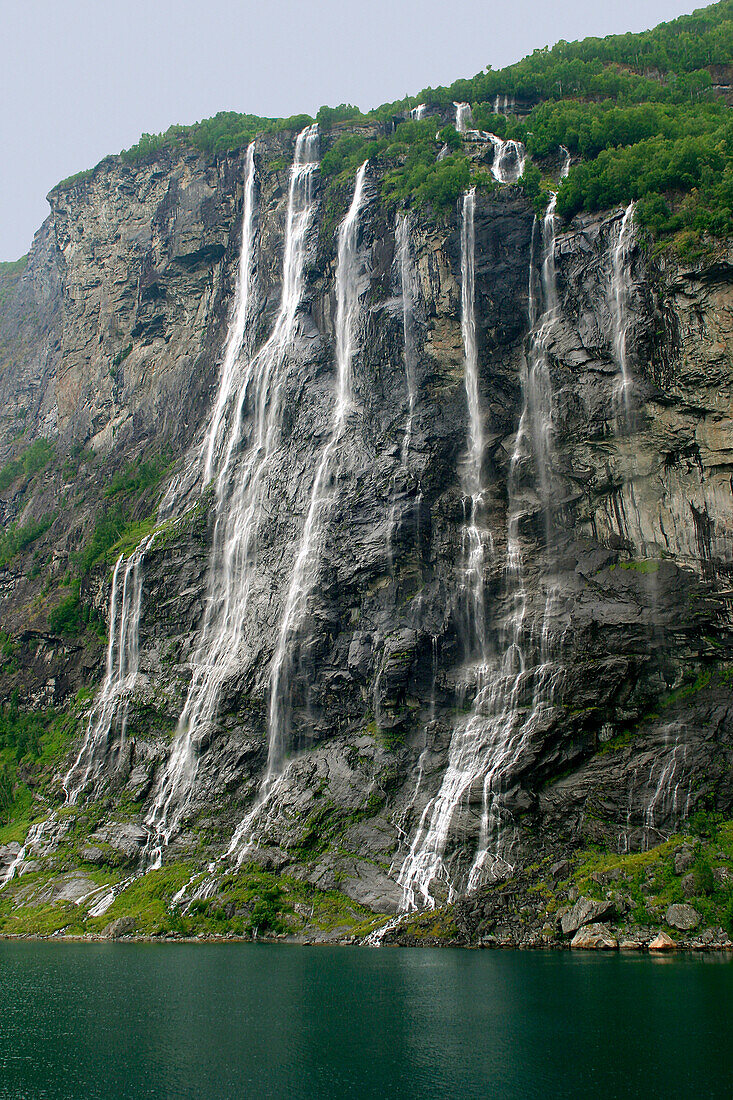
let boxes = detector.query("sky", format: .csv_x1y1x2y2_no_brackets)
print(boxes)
0,0,699,260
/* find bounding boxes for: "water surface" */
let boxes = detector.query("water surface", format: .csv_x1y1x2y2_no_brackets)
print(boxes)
1,944,731,1099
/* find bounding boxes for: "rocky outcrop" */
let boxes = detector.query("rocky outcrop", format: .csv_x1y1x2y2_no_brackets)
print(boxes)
0,123,731,927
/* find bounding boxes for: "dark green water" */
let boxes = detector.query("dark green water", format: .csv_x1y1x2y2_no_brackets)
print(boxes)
1,944,731,1099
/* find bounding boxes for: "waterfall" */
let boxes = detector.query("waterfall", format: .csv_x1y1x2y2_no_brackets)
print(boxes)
0,819,53,890
559,145,571,179
609,202,635,429
398,189,566,910
493,95,515,115
488,135,526,184
61,145,261,808
458,189,490,653
396,213,419,465
144,125,319,862
202,143,258,483
410,104,426,121
454,102,472,133
228,160,370,862
62,532,156,804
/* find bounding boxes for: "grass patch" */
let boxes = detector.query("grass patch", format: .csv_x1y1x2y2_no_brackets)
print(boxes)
0,438,55,492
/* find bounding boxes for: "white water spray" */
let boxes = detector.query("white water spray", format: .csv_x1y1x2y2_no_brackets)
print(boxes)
488,135,526,184
398,188,567,910
228,161,370,861
203,143,258,482
0,819,53,890
454,102,472,133
145,126,319,861
62,531,156,804
610,202,635,429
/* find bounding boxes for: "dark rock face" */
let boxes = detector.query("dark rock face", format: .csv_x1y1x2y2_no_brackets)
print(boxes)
0,130,731,917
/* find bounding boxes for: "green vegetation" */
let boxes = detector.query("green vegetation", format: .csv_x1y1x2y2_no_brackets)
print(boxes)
74,450,171,576
46,580,105,639
0,699,81,834
104,452,171,500
0,256,29,277
0,438,55,491
0,514,54,566
567,817,733,936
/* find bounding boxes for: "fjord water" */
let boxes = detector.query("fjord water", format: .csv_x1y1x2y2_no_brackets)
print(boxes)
1,945,732,1100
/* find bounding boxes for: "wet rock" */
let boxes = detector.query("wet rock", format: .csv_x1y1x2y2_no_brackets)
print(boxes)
0,842,21,872
51,873,97,903
570,923,618,949
91,823,147,864
561,896,616,936
665,903,701,931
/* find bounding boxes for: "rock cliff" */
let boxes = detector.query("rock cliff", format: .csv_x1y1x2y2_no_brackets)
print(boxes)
0,122,731,943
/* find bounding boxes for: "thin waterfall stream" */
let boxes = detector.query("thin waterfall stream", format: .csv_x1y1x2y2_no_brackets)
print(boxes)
60,143,260,810
228,160,370,862
144,126,319,863
610,201,636,430
398,186,567,911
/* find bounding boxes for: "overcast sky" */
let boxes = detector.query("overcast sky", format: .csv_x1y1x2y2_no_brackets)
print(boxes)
0,0,698,259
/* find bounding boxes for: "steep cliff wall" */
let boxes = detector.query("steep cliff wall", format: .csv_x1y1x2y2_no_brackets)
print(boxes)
0,125,731,943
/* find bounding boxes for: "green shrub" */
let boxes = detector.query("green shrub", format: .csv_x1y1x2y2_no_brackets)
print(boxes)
0,438,55,491
693,855,715,896
0,515,54,566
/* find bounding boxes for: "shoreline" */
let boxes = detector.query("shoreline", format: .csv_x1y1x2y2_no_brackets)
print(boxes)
1,930,732,953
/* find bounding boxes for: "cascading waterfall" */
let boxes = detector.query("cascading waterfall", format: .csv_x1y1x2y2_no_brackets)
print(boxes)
228,160,370,861
202,143,258,482
454,102,472,133
398,187,566,911
61,144,261,810
144,125,319,862
493,95,515,115
62,531,156,804
609,201,635,428
410,104,427,121
0,819,53,890
386,213,421,574
457,189,490,654
488,135,526,184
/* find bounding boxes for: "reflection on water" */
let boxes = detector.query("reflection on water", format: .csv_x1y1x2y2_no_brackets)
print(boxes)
0,944,731,1099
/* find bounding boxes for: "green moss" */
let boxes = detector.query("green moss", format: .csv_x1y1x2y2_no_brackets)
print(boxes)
612,558,662,574
567,820,733,935
0,700,85,839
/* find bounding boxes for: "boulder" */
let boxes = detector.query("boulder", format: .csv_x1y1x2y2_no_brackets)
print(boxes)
649,931,676,951
665,903,701,931
619,938,643,950
550,859,569,881
681,872,696,897
81,846,106,865
101,916,136,939
0,842,21,873
570,923,618,949
561,895,616,935
674,846,696,875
